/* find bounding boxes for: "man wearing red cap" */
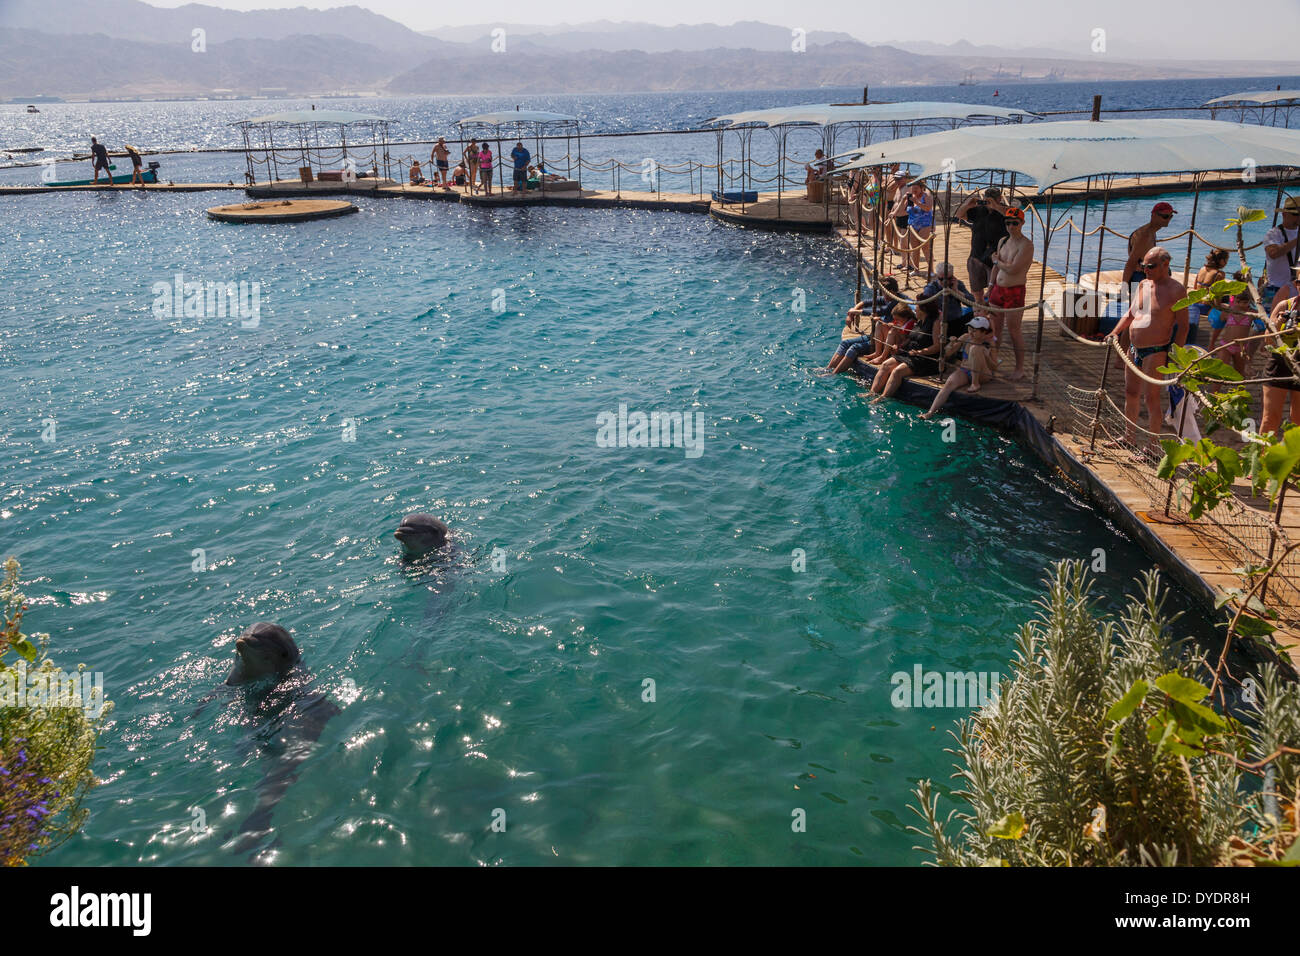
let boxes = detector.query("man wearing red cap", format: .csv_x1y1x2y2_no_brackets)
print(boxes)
1122,202,1176,288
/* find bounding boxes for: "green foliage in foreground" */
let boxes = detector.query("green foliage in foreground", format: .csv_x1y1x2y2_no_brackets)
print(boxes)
911,561,1300,866
0,558,110,866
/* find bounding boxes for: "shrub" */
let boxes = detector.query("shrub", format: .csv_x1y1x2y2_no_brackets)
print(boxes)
911,560,1299,866
0,558,110,866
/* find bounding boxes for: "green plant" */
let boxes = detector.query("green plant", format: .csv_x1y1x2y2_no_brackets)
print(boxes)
0,557,110,866
910,561,1299,866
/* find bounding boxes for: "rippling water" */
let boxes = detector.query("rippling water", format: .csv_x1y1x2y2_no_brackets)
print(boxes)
3,182,1223,865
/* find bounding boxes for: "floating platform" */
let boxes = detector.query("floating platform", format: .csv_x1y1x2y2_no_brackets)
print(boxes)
206,198,358,223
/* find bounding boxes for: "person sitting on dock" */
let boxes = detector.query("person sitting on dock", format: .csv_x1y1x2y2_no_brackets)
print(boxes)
921,262,971,326
954,187,1009,306
478,143,494,196
1105,245,1188,457
805,150,834,185
409,160,426,186
510,142,531,195
921,316,999,418
450,162,469,188
1121,202,1175,287
869,298,944,404
124,144,143,186
90,136,112,186
985,206,1033,381
432,137,450,185
827,292,910,374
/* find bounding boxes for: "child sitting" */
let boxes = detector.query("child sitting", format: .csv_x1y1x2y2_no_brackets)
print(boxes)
920,316,999,418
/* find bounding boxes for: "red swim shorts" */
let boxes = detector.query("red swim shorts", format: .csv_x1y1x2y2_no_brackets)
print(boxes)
987,284,1026,310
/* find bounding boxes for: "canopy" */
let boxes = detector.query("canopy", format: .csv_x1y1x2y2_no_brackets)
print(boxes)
707,101,1035,129
1205,90,1300,106
457,110,580,130
233,110,393,128
831,118,1300,192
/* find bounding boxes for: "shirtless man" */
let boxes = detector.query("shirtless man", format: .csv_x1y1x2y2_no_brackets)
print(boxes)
1122,202,1175,288
985,206,1034,381
1106,246,1188,454
431,137,450,185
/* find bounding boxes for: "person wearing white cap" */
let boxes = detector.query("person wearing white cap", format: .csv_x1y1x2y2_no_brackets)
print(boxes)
921,316,999,418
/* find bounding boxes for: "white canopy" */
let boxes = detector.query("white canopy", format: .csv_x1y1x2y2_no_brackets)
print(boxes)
831,118,1300,192
1205,90,1300,106
234,110,392,128
458,110,579,128
708,101,1035,129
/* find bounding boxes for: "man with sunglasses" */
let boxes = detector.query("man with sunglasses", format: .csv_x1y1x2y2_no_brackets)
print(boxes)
1106,246,1188,454
1122,202,1176,288
986,205,1033,381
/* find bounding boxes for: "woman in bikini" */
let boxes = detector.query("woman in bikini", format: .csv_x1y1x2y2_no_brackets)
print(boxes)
1198,249,1231,351
464,140,480,195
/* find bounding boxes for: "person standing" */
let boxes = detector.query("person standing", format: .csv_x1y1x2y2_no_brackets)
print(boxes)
986,206,1034,381
1261,264,1300,438
124,144,143,186
90,136,112,186
1263,196,1300,315
510,141,531,195
431,137,450,185
1106,246,1188,455
465,140,480,195
1122,202,1176,286
954,186,1009,306
478,142,494,196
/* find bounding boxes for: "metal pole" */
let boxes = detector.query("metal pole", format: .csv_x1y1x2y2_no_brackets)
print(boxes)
1030,187,1056,401
1088,344,1113,451
1182,174,1203,340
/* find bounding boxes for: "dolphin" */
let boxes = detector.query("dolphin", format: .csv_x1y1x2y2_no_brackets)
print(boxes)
393,512,450,559
210,623,341,862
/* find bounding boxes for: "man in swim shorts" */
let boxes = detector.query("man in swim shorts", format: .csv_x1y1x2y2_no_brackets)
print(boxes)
1122,202,1175,288
431,137,450,185
1106,245,1188,455
985,206,1034,381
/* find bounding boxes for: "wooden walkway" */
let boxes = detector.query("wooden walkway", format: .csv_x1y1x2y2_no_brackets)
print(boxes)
827,212,1300,670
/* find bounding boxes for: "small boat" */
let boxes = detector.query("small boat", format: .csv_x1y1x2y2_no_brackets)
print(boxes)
41,160,160,186
26,105,39,113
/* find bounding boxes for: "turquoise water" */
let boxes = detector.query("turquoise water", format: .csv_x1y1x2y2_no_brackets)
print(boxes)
3,190,1218,865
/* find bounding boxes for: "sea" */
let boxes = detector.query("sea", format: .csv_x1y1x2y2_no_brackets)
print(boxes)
1,77,1294,865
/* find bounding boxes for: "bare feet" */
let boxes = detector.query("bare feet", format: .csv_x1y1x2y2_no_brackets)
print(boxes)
919,409,936,420
1008,369,1026,382
965,382,981,394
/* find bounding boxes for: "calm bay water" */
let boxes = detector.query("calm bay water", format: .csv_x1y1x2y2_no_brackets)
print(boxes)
0,82,1266,865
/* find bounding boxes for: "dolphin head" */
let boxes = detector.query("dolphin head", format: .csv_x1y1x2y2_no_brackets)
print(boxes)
393,513,450,559
226,622,301,685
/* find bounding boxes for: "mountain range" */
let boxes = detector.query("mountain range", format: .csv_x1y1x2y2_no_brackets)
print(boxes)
0,2,1294,100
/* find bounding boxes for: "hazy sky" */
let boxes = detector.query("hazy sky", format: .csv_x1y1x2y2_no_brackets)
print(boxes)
147,0,1300,59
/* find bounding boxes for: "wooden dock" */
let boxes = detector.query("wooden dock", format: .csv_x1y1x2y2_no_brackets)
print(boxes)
828,212,1300,671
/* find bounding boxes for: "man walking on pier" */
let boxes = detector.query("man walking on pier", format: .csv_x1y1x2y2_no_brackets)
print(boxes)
1106,246,1187,456
90,136,112,186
